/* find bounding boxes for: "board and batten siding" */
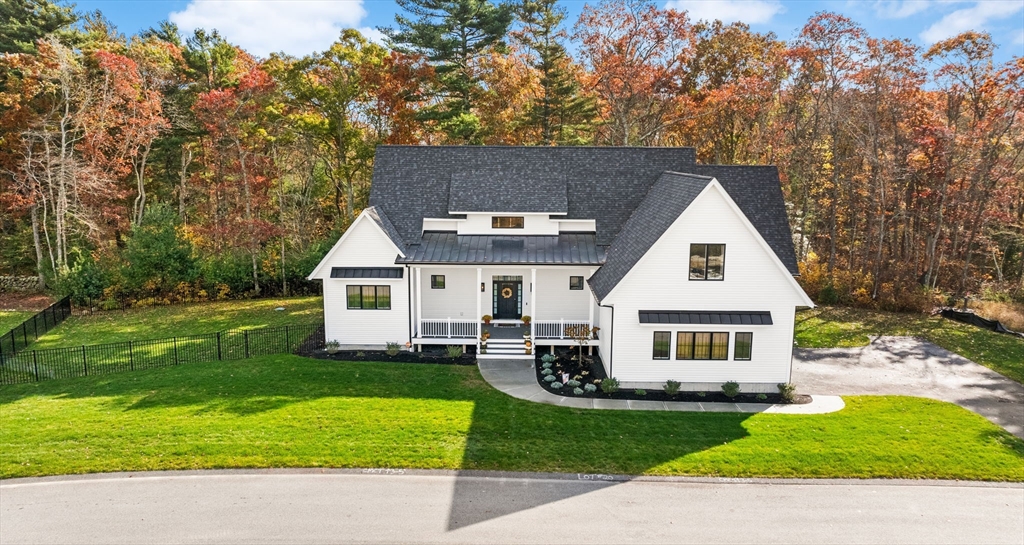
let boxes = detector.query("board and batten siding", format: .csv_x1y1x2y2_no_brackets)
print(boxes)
316,216,409,347
602,183,809,390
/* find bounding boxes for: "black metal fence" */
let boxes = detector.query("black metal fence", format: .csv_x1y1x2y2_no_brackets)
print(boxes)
0,323,325,385
0,296,72,358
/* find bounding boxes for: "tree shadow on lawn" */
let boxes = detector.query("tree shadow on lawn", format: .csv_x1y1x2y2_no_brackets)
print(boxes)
0,359,754,529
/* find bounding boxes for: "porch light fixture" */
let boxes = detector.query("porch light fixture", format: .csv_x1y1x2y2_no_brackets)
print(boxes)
480,282,485,292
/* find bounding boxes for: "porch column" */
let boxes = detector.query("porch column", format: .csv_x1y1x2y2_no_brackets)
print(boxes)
530,268,537,339
415,267,422,337
476,268,482,334
588,268,595,328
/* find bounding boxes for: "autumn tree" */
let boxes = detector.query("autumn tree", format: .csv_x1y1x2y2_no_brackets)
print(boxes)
0,0,76,54
574,0,693,145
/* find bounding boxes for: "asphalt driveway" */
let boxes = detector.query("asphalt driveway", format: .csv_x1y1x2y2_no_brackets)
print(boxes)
793,336,1024,439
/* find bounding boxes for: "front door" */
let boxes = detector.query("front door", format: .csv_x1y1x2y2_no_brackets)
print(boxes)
493,281,522,320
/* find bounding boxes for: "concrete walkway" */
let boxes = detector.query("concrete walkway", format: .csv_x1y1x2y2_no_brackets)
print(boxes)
477,359,845,414
794,336,1024,438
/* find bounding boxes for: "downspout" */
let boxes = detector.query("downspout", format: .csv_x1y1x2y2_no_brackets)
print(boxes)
406,264,412,346
599,303,614,379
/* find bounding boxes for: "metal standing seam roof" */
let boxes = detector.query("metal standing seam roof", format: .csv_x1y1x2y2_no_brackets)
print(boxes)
638,311,774,325
330,267,404,279
396,232,606,265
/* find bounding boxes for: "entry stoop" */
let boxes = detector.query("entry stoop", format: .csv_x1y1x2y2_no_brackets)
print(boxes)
477,338,534,360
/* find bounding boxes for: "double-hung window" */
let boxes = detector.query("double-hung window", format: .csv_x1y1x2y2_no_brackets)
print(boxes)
346,285,391,310
734,332,753,360
689,244,726,280
652,331,671,360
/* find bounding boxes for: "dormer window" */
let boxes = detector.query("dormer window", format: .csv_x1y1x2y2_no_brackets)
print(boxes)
492,216,524,229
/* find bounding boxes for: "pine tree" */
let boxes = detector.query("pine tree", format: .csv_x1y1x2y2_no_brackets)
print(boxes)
382,0,513,143
0,0,76,54
515,0,596,145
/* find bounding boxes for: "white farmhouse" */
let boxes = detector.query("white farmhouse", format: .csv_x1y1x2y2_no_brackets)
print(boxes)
309,146,814,392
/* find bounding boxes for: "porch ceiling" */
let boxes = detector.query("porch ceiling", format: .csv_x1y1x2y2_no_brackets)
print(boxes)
396,232,606,265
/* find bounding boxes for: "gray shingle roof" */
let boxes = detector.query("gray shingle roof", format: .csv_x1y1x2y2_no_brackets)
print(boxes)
363,205,406,255
588,172,712,300
370,146,698,246
449,169,567,213
396,233,605,265
638,311,773,325
367,146,799,295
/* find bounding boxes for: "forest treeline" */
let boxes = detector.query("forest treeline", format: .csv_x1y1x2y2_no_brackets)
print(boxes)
1,0,1021,310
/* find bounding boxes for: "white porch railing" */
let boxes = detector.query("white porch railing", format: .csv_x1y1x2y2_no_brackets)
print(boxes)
420,319,479,338
534,320,592,339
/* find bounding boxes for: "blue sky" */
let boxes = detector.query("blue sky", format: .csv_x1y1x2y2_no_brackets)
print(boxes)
75,0,1023,64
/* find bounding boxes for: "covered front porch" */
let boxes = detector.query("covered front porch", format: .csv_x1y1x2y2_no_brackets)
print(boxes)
409,265,598,350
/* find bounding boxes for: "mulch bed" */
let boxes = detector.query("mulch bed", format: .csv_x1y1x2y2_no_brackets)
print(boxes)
303,347,477,366
533,347,810,404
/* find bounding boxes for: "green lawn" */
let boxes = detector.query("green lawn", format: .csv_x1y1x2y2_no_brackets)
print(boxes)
796,306,1024,384
1,356,1021,481
0,311,34,334
29,297,323,350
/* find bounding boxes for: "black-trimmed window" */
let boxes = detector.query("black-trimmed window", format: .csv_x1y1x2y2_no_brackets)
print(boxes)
689,244,726,280
652,331,671,360
675,331,729,360
734,332,753,360
346,285,391,310
430,275,445,289
492,216,524,229
569,276,584,290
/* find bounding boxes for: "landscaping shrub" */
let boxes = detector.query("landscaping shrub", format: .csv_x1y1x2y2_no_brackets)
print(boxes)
721,381,740,398
385,342,401,356
566,379,581,388
541,354,556,364
634,389,646,396
573,387,584,395
549,382,562,389
120,204,197,298
584,383,597,393
543,375,556,382
600,377,619,394
445,345,463,358
541,368,553,376
756,393,768,401
663,380,681,396
778,383,796,403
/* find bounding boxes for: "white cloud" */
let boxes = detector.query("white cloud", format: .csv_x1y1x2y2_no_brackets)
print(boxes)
871,0,934,19
170,0,368,57
665,0,784,24
920,1,1024,43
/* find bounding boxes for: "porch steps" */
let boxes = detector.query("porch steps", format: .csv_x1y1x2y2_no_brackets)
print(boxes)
477,338,534,360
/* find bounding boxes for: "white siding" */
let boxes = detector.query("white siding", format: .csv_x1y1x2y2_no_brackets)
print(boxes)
420,267,478,319
318,217,409,347
603,183,807,388
457,214,560,235
534,268,592,320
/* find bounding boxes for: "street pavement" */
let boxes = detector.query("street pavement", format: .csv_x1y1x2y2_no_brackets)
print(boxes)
2,470,1022,544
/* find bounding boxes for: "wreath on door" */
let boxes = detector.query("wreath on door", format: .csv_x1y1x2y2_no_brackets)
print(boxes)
501,287,513,299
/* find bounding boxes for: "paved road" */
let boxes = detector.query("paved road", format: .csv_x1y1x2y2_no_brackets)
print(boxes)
794,336,1024,438
2,470,1022,544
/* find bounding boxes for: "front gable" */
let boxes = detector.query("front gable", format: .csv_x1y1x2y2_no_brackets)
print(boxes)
308,210,404,280
601,180,813,308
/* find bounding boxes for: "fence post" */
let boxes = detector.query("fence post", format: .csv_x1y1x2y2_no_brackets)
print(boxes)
32,351,39,382
447,317,452,339
217,332,222,360
173,337,179,365
129,341,134,371
244,330,250,359
22,322,28,348
560,319,565,339
285,326,290,353
82,345,88,376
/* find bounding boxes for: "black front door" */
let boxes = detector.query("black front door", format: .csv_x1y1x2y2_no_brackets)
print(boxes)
493,281,521,319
